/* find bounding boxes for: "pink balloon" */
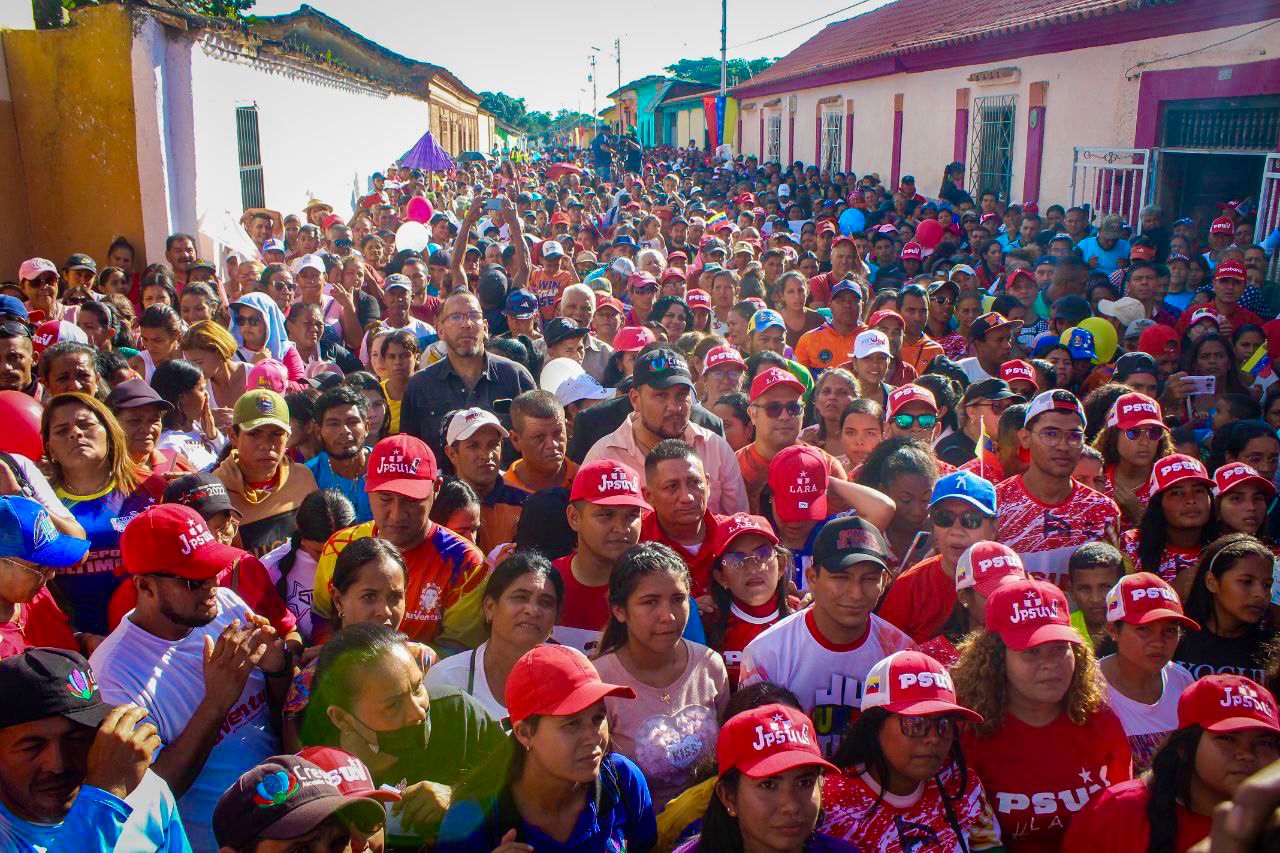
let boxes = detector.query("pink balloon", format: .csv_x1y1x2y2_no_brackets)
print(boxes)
0,391,44,461
915,219,944,250
406,196,434,224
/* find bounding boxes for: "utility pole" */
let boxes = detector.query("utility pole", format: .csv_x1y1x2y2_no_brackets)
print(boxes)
589,49,600,131
614,38,622,132
720,0,728,97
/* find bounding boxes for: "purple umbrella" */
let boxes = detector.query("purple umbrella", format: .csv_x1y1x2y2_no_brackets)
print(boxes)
400,130,454,172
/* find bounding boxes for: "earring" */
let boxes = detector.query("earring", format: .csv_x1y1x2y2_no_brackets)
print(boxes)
728,808,737,817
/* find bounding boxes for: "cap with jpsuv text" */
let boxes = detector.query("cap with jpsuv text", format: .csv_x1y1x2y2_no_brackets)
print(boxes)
505,645,635,725
811,515,889,573
1178,675,1280,733
1149,453,1212,496
886,384,937,417
0,648,111,730
366,435,439,499
861,651,983,721
1105,572,1199,629
1106,392,1165,431
986,579,1078,650
1023,389,1085,428
717,704,837,778
569,459,651,509
767,445,828,523
955,541,1026,595
121,504,246,581
750,367,805,402
1214,462,1277,498
632,348,695,391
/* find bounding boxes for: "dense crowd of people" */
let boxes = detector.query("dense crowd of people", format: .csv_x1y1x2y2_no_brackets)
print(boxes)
1,129,1280,852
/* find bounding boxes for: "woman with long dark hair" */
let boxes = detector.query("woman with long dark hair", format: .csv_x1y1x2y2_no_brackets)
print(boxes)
1212,462,1275,543
151,358,225,471
1092,392,1172,526
1062,674,1280,853
800,368,858,460
1120,454,1215,590
264,488,355,643
822,651,1000,850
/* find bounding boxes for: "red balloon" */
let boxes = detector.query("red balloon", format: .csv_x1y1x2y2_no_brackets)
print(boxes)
405,196,434,224
0,391,43,461
915,219,944,250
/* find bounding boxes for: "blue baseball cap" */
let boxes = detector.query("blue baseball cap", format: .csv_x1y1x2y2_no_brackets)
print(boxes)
612,235,638,249
748,309,785,335
831,279,864,301
1065,327,1096,361
930,471,997,517
503,289,538,319
0,295,29,322
0,496,90,567
262,238,286,254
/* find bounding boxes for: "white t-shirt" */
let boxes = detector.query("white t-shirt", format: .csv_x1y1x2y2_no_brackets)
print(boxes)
424,640,504,719
260,540,318,642
90,588,279,852
740,608,915,755
957,356,993,384
157,429,226,473
1101,657,1195,773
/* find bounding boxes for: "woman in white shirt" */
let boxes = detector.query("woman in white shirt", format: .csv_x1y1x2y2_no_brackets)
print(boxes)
150,359,227,472
425,549,563,719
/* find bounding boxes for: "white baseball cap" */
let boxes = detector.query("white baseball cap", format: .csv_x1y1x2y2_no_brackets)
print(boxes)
289,253,325,276
541,241,565,259
854,329,891,359
610,257,636,277
556,374,613,408
445,408,508,445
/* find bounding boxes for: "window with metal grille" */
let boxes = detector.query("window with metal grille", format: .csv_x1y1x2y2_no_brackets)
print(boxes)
821,111,842,173
969,95,1016,203
1160,96,1280,151
235,105,265,211
767,115,782,163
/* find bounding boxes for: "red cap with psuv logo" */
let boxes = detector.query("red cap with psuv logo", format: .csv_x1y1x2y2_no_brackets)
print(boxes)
1149,453,1212,496
711,513,778,561
1104,572,1199,629
296,747,401,803
704,345,747,372
767,445,828,523
999,360,1035,386
955,542,1027,595
366,435,439,500
886,383,937,417
1215,259,1247,281
750,367,805,402
1105,392,1165,431
1214,462,1277,498
1210,216,1235,236
1178,675,1280,733
861,651,983,721
985,579,1079,650
685,289,711,309
717,704,837,778
121,504,246,580
569,460,650,509
505,645,636,725
900,242,923,261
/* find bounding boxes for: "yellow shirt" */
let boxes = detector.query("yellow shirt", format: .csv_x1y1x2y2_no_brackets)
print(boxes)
381,379,403,434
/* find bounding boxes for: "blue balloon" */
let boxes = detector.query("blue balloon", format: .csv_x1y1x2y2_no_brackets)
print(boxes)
839,208,866,235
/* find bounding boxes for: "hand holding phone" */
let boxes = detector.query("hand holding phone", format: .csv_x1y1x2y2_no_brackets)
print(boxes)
1186,375,1217,396
484,198,503,212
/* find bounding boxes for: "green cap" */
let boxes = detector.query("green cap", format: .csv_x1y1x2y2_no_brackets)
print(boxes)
233,389,291,433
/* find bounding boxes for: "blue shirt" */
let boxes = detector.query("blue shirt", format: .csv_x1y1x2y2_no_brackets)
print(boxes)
438,754,656,853
1076,236,1131,275
305,452,373,522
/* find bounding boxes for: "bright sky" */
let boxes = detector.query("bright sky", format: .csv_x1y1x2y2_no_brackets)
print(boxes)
250,0,896,112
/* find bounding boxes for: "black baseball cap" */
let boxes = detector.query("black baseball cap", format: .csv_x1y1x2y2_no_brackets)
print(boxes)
105,377,173,412
632,348,695,391
811,516,890,573
0,648,112,730
163,472,241,520
1114,351,1159,381
213,754,385,850
64,253,97,273
965,378,1022,403
544,317,591,347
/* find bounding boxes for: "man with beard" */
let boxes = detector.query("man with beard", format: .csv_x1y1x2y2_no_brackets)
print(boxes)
583,347,747,514
90,504,287,850
401,291,536,460
0,649,186,850
164,234,197,291
304,386,373,523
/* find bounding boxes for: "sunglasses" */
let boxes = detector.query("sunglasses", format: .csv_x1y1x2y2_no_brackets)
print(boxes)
930,508,988,529
0,320,32,338
150,572,209,591
720,544,775,572
892,413,938,430
235,313,263,327
971,398,1014,414
1123,426,1164,442
931,295,956,306
752,400,803,418
899,716,963,739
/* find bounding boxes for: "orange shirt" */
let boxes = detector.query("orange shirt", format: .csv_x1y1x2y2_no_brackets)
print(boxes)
736,443,848,515
502,459,578,493
899,335,945,376
793,323,862,370
529,268,575,322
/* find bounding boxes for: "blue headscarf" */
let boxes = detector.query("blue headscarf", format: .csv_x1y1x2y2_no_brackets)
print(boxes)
231,292,290,361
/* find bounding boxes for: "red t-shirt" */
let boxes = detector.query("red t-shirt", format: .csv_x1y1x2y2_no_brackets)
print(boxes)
1120,528,1203,585
959,451,1004,485
551,553,611,654
0,588,77,659
995,476,1121,588
876,555,956,644
1062,777,1210,853
639,510,724,598
718,597,791,686
962,707,1132,852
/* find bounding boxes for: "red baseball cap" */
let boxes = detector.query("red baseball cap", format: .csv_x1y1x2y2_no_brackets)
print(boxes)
716,704,837,778
1188,307,1223,329
505,645,635,725
121,504,246,580
955,542,1027,596
661,267,687,282
1178,674,1280,733
33,320,88,356
1149,453,1212,496
817,220,837,235
569,459,650,509
1210,216,1235,236
867,308,905,329
685,289,711,310
711,513,778,561
1214,462,1277,498
861,651,983,722
667,251,688,262
1215,259,1246,281
985,579,1079,650
612,326,657,353
704,345,747,372
887,383,937,417
595,295,626,316
767,446,828,523
1106,392,1165,431
1104,572,1199,629
999,360,1035,387
1129,244,1157,261
900,242,923,261
296,747,401,803
750,367,805,402
366,435,439,500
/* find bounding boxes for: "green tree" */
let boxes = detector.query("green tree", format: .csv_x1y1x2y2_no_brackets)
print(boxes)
59,0,255,19
664,57,776,87
479,91,529,129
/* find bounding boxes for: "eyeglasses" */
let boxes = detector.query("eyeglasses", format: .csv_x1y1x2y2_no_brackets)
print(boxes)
1123,427,1165,442
149,572,211,591
1032,427,1086,448
0,321,32,338
443,311,485,325
892,413,938,430
235,313,263,327
721,544,775,572
751,400,803,419
632,284,658,295
970,398,1013,414
708,368,744,382
931,295,956,306
930,508,989,529
0,557,53,581
899,715,963,739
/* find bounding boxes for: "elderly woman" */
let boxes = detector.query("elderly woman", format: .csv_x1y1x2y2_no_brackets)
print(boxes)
230,292,306,390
